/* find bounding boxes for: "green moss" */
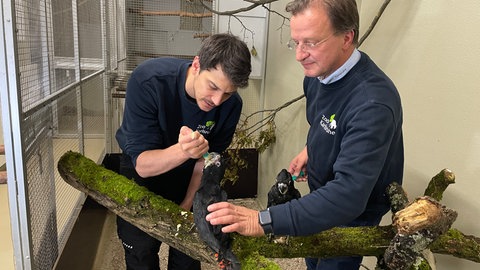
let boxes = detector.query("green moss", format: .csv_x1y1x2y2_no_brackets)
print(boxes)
231,226,394,265
240,252,281,270
58,151,192,227
444,228,463,239
413,259,432,270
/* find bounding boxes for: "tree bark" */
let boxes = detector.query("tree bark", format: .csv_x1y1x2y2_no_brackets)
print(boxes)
57,151,480,269
424,168,455,201
384,197,458,270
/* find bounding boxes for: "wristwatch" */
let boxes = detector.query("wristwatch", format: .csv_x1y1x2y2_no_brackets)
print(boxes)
258,209,273,234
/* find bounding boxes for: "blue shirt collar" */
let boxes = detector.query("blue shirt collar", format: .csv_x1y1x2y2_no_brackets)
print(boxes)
317,49,361,84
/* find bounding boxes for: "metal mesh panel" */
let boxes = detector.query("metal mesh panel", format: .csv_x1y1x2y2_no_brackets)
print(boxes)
78,0,103,77
52,89,83,251
23,105,58,270
125,0,213,70
54,90,79,137
9,0,109,268
52,0,76,91
82,74,107,159
16,0,53,112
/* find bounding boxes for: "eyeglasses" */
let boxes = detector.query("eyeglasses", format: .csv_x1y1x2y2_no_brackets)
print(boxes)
287,33,335,52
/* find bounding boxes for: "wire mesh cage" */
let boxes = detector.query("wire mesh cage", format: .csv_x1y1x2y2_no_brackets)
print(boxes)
3,0,215,268
3,0,112,268
2,0,267,268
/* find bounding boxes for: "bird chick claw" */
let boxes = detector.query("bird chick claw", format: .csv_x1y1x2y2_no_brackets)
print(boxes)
273,235,290,245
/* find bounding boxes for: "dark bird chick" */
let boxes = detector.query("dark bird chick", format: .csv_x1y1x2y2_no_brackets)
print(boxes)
193,152,240,270
266,169,301,244
268,169,301,208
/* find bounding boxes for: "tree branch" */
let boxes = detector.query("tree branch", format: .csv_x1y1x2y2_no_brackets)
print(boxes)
424,168,455,201
57,151,480,269
358,0,392,47
197,0,278,16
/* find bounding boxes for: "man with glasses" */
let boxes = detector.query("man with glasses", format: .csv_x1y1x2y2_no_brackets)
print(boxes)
205,1,404,269
115,33,251,270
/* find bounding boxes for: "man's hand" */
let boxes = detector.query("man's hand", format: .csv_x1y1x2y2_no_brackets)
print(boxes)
178,126,209,159
288,146,308,182
206,202,265,237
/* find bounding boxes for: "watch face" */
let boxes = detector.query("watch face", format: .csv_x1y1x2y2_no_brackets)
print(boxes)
259,210,272,224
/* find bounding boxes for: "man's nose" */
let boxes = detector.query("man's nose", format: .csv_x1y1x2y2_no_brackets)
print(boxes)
212,92,223,106
296,46,309,61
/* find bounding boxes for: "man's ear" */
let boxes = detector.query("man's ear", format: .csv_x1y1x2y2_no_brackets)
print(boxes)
342,29,355,49
192,56,201,72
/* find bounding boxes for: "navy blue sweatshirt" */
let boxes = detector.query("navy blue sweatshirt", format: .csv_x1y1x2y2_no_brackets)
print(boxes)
270,52,404,236
115,58,242,201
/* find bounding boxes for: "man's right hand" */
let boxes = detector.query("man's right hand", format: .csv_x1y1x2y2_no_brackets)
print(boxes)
178,126,209,159
288,146,308,182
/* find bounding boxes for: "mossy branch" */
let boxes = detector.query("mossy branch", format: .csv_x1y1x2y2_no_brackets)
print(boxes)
423,168,455,201
57,151,480,269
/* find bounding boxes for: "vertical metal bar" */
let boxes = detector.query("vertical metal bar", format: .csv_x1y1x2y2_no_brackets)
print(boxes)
44,0,59,138
0,0,33,269
71,0,84,154
44,0,55,93
212,0,218,33
102,0,112,153
39,0,51,99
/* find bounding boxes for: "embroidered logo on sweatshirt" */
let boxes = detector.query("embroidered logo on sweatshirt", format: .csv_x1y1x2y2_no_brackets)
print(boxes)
320,114,336,135
196,121,215,136
329,114,337,130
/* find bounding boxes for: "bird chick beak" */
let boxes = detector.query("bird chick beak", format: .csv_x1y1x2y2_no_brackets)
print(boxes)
278,183,288,195
204,152,221,168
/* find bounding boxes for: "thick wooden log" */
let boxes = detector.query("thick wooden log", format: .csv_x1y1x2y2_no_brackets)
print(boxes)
385,182,435,270
57,151,480,268
57,151,217,264
393,197,457,235
384,197,458,269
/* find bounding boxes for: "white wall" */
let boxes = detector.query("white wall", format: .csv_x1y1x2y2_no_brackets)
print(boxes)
259,0,480,269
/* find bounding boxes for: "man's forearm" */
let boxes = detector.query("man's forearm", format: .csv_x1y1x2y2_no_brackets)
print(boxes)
180,158,204,210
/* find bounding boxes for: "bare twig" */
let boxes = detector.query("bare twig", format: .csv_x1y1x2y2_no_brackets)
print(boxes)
197,0,278,16
358,0,392,47
128,9,212,18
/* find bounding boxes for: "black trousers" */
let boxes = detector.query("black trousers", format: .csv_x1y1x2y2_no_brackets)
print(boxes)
116,154,200,270
117,216,201,270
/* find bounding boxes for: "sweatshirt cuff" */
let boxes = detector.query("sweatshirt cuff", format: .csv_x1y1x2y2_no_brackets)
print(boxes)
268,204,294,236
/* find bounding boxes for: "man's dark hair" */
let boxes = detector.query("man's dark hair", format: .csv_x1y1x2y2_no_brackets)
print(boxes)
285,0,359,45
197,34,252,89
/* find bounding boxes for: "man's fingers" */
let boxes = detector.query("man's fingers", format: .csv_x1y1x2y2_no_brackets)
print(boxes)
206,202,234,223
180,126,193,135
221,224,240,233
207,201,231,212
191,130,200,139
